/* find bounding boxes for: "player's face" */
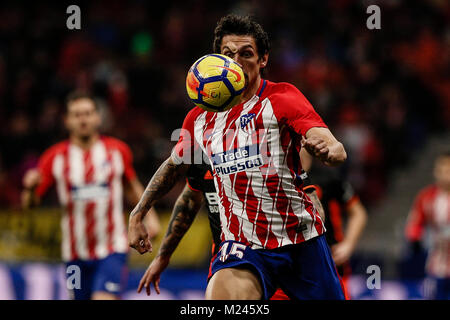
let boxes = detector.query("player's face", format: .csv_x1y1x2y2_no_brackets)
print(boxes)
65,98,101,139
220,35,268,94
434,156,450,190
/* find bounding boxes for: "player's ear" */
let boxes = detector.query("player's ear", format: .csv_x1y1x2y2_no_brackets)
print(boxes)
94,109,102,126
259,53,269,69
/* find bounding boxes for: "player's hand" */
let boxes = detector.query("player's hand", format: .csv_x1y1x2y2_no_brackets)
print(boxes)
23,169,41,190
301,136,329,162
128,217,152,254
137,255,170,296
331,241,354,266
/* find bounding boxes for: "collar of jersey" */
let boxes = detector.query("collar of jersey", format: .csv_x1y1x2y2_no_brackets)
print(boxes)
256,79,267,97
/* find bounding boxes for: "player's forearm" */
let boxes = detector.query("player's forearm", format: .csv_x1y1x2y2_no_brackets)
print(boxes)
21,189,40,209
158,188,203,258
304,127,347,167
130,157,188,221
126,179,145,206
343,201,368,248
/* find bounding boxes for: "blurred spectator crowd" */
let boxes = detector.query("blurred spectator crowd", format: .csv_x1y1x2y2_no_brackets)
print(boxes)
0,0,448,209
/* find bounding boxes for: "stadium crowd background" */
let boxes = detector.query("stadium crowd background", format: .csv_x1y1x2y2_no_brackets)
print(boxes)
0,0,448,299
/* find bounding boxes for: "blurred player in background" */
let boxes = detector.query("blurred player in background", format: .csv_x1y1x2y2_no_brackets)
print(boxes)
302,152,367,299
129,14,347,300
21,91,160,300
136,160,324,300
405,151,450,300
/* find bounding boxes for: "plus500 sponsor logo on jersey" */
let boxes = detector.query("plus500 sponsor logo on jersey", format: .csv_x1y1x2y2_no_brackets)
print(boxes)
211,144,263,176
71,183,110,200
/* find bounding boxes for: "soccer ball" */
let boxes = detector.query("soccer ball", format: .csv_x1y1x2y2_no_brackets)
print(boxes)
186,54,246,112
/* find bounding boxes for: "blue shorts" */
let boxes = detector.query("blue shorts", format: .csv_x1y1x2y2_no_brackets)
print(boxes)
208,235,345,300
65,253,128,300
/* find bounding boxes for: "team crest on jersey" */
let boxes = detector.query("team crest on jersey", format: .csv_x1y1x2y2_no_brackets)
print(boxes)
240,113,256,133
99,160,113,177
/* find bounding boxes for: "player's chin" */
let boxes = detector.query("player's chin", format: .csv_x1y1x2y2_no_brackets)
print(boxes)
77,130,95,139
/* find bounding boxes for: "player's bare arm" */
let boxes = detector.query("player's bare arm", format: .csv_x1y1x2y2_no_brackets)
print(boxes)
125,178,145,205
125,178,161,239
303,127,347,167
159,184,204,258
21,169,41,209
128,156,189,254
137,184,204,295
332,199,368,265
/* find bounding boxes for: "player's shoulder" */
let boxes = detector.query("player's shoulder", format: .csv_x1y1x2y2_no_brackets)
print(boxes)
263,80,309,105
264,81,303,97
188,163,212,177
185,106,206,121
416,184,439,199
42,140,69,158
101,136,131,153
180,106,207,131
38,140,69,167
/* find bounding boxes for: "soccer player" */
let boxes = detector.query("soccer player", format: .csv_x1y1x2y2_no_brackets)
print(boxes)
21,91,160,300
404,151,450,300
303,157,368,299
136,160,323,300
129,14,347,300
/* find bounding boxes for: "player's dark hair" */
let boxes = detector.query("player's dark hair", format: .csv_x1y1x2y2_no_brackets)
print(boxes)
213,14,270,61
65,90,98,112
437,150,450,159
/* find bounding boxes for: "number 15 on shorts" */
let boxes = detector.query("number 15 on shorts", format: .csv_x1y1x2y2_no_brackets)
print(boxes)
219,242,247,262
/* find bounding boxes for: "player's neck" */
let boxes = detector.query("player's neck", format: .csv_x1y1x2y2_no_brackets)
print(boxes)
70,133,100,150
240,75,262,103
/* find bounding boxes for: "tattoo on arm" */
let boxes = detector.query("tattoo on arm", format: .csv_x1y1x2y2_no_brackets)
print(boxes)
308,190,325,222
130,158,188,219
158,186,204,258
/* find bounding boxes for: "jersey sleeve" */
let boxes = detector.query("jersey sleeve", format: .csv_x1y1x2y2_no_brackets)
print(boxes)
172,108,202,164
270,83,327,136
405,189,428,242
35,148,56,197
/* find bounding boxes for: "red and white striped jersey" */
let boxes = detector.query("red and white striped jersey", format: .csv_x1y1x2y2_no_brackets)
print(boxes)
36,136,137,262
406,185,450,278
174,79,327,249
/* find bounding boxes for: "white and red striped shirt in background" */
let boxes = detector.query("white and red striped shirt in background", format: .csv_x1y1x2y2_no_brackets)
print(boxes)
174,79,327,250
36,136,136,262
406,185,450,278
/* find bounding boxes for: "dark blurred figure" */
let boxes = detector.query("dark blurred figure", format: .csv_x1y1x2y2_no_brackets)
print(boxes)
303,153,368,299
